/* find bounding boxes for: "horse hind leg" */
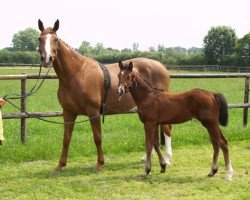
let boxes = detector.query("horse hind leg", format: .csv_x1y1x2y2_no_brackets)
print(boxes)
207,133,219,177
219,131,233,181
89,115,104,172
205,122,233,180
162,124,172,165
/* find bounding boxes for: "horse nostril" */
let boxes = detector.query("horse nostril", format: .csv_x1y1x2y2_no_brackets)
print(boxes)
40,56,44,61
117,87,124,96
49,56,53,62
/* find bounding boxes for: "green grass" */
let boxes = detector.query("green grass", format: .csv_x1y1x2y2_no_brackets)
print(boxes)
0,68,249,199
0,142,249,199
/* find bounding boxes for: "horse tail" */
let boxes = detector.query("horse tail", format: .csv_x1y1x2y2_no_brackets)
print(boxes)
214,93,228,126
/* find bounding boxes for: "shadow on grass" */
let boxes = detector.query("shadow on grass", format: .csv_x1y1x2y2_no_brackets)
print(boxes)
14,158,211,185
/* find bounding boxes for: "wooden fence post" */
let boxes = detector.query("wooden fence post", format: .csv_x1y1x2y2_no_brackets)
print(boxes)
21,74,27,143
243,75,250,126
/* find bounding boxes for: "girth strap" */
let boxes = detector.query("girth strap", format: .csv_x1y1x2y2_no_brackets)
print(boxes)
99,63,111,123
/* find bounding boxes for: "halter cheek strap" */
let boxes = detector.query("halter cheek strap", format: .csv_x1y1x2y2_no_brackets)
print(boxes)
119,75,137,93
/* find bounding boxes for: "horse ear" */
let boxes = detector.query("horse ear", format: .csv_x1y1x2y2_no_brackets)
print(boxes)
119,61,123,69
52,19,59,32
128,61,133,71
38,19,44,32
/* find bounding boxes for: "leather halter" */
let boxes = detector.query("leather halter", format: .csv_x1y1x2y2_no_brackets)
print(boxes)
119,74,137,93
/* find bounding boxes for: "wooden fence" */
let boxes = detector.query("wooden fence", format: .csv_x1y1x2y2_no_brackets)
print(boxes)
168,65,250,73
0,73,249,143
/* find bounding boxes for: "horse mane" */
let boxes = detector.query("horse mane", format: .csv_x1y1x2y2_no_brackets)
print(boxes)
136,73,164,92
59,39,83,57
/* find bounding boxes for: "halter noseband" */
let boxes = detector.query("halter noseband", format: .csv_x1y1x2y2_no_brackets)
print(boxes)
119,74,137,93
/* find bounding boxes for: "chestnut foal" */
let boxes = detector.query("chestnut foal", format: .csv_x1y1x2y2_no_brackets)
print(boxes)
117,61,233,180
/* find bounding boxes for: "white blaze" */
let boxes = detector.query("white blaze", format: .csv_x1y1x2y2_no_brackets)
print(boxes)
45,34,52,63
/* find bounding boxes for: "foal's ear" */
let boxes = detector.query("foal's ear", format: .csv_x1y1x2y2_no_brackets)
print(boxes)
119,61,123,69
38,19,44,32
128,61,133,71
52,19,60,32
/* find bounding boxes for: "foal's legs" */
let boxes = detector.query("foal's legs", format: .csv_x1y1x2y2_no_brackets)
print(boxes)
205,123,233,180
207,131,219,177
141,124,172,165
55,110,77,171
142,122,156,177
153,125,166,173
162,124,172,165
219,130,233,180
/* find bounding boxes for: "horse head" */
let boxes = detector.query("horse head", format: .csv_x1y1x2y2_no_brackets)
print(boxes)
117,61,135,96
38,19,59,68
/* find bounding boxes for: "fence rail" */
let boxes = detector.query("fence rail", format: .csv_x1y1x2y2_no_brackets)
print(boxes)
1,64,250,73
0,73,249,143
168,65,250,73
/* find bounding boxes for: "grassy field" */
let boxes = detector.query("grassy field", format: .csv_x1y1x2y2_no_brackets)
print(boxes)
0,68,249,199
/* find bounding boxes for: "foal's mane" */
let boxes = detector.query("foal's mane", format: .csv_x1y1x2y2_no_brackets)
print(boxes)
135,72,164,92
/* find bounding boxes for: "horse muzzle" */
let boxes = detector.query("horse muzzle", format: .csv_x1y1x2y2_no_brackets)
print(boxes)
41,55,54,68
117,85,125,96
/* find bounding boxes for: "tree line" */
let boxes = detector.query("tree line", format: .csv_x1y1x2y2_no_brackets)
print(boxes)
0,26,250,67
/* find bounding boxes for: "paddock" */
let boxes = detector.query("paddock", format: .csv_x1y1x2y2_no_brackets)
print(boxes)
0,70,249,199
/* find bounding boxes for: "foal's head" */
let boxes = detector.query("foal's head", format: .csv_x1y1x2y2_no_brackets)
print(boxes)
117,61,135,96
38,19,60,67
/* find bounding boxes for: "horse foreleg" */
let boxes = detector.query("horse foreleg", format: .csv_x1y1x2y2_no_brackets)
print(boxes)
89,116,104,172
141,122,155,177
153,125,166,173
219,130,233,181
162,124,172,165
55,110,77,171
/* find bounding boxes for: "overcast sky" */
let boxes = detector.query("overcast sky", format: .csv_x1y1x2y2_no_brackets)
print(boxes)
1,0,250,50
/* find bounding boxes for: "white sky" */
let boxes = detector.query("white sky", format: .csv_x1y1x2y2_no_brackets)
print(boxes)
1,0,250,50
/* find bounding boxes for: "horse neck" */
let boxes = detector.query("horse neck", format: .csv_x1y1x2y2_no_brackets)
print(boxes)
53,39,84,82
129,74,154,106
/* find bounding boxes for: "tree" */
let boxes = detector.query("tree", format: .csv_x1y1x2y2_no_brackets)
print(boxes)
78,41,93,55
203,26,237,65
12,28,40,51
236,32,250,66
132,42,139,52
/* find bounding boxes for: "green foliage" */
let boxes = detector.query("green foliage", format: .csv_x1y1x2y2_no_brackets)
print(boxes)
203,26,237,65
1,25,250,70
0,50,40,64
236,32,250,66
12,28,40,51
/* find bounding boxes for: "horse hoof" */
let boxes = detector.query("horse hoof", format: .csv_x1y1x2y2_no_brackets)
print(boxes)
141,172,148,178
95,164,103,172
54,166,63,172
160,163,166,173
208,168,218,177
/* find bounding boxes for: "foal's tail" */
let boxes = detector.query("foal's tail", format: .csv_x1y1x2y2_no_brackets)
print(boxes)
214,93,228,126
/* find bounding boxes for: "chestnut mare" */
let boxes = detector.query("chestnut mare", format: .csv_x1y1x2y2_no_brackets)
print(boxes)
37,19,172,172
117,61,233,181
